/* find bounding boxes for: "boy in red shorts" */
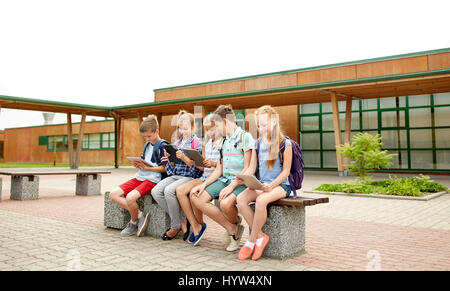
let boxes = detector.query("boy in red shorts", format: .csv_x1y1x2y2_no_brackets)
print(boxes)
110,114,168,236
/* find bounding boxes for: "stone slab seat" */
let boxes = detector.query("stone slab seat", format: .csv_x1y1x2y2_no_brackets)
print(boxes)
104,191,328,260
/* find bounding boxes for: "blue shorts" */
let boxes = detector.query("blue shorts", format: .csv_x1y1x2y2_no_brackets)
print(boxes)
280,184,292,198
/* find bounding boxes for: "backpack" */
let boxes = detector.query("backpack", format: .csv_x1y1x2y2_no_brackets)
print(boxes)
255,136,304,198
175,136,200,150
141,139,169,179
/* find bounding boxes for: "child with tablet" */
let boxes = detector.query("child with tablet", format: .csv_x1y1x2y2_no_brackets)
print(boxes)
236,105,293,261
151,110,203,241
175,113,223,245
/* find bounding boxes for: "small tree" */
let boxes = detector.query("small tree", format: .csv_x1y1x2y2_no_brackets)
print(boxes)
337,132,396,182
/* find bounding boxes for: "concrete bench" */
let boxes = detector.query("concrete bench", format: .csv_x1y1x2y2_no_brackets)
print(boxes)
0,170,111,200
104,191,328,259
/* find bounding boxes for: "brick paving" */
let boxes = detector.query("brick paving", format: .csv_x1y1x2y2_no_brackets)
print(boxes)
0,168,449,271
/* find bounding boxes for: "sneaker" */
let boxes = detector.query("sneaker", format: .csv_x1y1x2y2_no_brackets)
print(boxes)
120,221,137,236
252,234,270,261
193,223,207,246
137,212,150,237
226,224,244,252
222,215,243,244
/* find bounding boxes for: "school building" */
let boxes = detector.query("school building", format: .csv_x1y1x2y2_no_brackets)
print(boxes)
1,48,449,173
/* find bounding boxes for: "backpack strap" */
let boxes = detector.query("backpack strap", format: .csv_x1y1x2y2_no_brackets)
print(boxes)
141,142,151,160
191,136,199,150
152,139,168,165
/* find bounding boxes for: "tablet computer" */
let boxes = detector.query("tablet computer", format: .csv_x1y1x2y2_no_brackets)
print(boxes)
127,157,152,167
183,149,204,166
164,144,181,163
235,174,263,190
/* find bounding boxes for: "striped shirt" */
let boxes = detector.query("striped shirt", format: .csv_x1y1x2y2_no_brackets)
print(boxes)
200,138,222,182
219,126,255,183
165,134,203,179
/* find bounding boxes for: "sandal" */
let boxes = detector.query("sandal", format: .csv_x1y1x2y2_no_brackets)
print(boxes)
162,228,181,240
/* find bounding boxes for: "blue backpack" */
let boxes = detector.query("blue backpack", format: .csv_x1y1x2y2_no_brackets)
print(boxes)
255,136,304,198
141,139,169,179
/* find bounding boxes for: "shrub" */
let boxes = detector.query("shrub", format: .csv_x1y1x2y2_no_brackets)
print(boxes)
337,132,396,182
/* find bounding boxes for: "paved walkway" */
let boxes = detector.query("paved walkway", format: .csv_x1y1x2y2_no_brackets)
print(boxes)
0,168,449,271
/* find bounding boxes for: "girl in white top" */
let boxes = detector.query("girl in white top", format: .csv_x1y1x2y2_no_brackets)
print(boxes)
176,113,223,244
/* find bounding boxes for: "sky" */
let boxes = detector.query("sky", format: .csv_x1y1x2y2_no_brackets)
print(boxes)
0,0,449,129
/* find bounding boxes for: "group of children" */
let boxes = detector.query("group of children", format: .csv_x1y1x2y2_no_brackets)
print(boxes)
109,104,294,261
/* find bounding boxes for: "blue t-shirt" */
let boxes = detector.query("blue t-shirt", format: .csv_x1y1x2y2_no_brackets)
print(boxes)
257,138,291,186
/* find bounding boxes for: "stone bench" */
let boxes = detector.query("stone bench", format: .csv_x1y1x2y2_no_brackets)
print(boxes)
104,191,328,259
0,170,111,200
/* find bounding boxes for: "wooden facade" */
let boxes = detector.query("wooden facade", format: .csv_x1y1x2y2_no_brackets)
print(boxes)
2,120,142,166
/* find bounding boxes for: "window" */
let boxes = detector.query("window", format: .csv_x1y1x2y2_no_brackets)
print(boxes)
43,132,115,151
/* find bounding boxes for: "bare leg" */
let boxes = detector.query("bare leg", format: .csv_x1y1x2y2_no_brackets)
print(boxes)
220,194,239,224
248,186,286,243
126,190,142,222
176,179,204,235
236,188,259,229
191,191,238,235
110,187,129,211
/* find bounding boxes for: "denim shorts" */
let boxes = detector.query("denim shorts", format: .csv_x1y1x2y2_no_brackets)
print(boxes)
280,184,292,198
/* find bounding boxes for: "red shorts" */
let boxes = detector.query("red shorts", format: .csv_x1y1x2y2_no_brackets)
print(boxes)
118,178,157,198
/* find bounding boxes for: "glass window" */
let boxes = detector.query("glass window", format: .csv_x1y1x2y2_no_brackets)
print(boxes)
434,106,450,127
89,134,101,149
102,133,110,149
361,111,378,129
410,150,434,169
361,99,377,110
380,97,397,109
49,136,65,150
409,129,432,148
323,151,338,168
109,133,115,148
322,132,343,150
0,140,4,159
433,92,450,105
300,116,319,131
82,135,89,149
408,94,431,107
381,130,407,149
388,150,408,169
303,151,321,168
436,150,450,170
300,104,320,114
435,129,450,148
409,108,431,127
322,113,346,131
381,110,405,128
300,133,320,150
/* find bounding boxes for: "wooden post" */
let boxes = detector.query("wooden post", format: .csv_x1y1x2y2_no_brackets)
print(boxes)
137,112,144,126
66,113,74,169
156,113,163,128
194,104,206,138
74,112,86,169
343,96,353,175
115,116,122,168
330,92,344,175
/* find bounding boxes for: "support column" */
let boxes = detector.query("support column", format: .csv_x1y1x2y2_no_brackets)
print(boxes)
114,115,122,168
330,92,345,176
343,96,353,176
67,113,74,169
74,112,86,169
137,112,144,126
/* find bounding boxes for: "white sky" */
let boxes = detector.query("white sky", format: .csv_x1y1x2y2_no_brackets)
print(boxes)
0,0,449,129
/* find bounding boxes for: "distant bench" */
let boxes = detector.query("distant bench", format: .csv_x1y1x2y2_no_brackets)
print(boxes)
0,170,111,201
104,192,328,260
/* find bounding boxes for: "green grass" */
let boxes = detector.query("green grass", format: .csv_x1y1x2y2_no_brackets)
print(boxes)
0,162,104,168
314,175,448,197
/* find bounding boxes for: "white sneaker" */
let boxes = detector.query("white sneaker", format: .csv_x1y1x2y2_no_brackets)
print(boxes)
222,215,243,244
226,224,244,252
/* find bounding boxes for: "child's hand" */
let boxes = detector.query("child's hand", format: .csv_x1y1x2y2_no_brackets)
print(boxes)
203,159,212,168
219,186,233,202
160,156,169,163
235,177,245,185
134,160,145,170
176,150,184,160
261,183,274,192
191,184,206,197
